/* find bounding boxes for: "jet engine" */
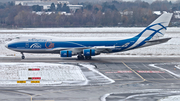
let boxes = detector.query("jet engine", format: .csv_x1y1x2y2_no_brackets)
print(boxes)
60,50,72,57
83,49,95,56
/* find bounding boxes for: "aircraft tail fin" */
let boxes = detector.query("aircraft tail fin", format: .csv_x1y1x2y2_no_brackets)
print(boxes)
135,13,173,39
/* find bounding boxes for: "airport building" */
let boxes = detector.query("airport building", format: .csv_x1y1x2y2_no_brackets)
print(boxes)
174,11,180,19
15,0,82,11
67,5,83,12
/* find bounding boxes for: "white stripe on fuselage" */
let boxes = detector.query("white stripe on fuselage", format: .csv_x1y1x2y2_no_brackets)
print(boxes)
126,30,154,49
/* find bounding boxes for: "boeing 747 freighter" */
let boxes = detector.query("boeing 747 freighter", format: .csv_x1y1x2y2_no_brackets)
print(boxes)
5,13,173,60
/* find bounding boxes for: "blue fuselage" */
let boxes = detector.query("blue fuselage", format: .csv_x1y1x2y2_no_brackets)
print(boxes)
7,36,141,54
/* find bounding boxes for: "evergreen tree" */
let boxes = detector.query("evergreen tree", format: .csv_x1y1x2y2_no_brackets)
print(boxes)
62,3,70,13
32,5,42,12
57,3,62,11
50,3,55,11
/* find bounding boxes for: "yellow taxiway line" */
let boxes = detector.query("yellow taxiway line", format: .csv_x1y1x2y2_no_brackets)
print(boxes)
121,61,147,81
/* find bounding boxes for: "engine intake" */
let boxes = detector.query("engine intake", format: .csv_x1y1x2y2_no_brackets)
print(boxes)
83,49,95,56
60,50,72,57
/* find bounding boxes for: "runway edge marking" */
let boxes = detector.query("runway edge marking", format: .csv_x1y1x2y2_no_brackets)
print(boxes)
121,61,147,81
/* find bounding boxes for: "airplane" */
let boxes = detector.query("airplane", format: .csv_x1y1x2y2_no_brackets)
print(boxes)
5,13,173,60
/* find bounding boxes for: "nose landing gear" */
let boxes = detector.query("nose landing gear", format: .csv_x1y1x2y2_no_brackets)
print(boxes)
21,52,25,59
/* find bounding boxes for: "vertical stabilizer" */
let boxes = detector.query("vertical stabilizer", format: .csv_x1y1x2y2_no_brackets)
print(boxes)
127,13,173,49
136,13,173,39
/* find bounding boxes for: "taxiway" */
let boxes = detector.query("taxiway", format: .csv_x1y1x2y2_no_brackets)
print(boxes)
0,57,180,101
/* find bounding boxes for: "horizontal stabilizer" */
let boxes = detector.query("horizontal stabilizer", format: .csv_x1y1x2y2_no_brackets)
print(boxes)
145,38,171,43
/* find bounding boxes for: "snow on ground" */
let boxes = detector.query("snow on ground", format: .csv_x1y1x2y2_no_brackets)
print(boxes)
80,64,115,84
0,63,86,85
159,95,180,101
101,90,180,101
175,65,180,70
0,27,180,57
0,63,114,86
0,27,180,33
0,27,147,33
149,64,180,78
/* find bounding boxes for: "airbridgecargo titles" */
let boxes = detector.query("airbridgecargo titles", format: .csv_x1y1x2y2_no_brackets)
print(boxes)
28,39,47,42
5,13,173,60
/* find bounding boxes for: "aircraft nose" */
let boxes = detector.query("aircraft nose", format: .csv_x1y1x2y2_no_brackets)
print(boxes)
5,44,8,48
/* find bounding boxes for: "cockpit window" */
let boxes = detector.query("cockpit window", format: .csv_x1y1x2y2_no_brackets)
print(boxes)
16,37,20,39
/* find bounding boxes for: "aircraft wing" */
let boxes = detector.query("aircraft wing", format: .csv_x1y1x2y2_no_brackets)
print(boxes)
52,46,116,54
91,46,115,53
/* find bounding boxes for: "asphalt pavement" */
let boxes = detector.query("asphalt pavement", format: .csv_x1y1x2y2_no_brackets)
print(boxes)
0,57,180,101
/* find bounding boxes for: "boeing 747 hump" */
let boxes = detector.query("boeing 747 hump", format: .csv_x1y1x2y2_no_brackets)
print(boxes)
5,13,173,60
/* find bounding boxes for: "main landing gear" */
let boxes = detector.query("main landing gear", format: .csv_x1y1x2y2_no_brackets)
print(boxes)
77,54,91,60
77,54,84,60
21,52,25,59
85,56,91,60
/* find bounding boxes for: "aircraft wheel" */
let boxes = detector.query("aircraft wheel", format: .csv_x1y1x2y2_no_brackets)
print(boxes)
85,56,91,60
22,56,25,59
77,55,84,60
21,52,25,59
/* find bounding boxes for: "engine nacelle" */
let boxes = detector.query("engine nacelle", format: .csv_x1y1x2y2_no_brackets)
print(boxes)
60,50,72,57
83,49,95,56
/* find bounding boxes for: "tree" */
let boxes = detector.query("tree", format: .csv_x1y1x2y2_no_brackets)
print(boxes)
62,3,70,13
0,0,178,27
140,1,149,8
0,3,5,9
8,1,14,6
102,2,117,12
14,11,32,27
85,4,93,10
57,3,62,11
50,3,55,11
32,5,42,11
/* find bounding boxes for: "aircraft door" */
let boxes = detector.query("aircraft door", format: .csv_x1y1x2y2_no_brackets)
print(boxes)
25,42,29,48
